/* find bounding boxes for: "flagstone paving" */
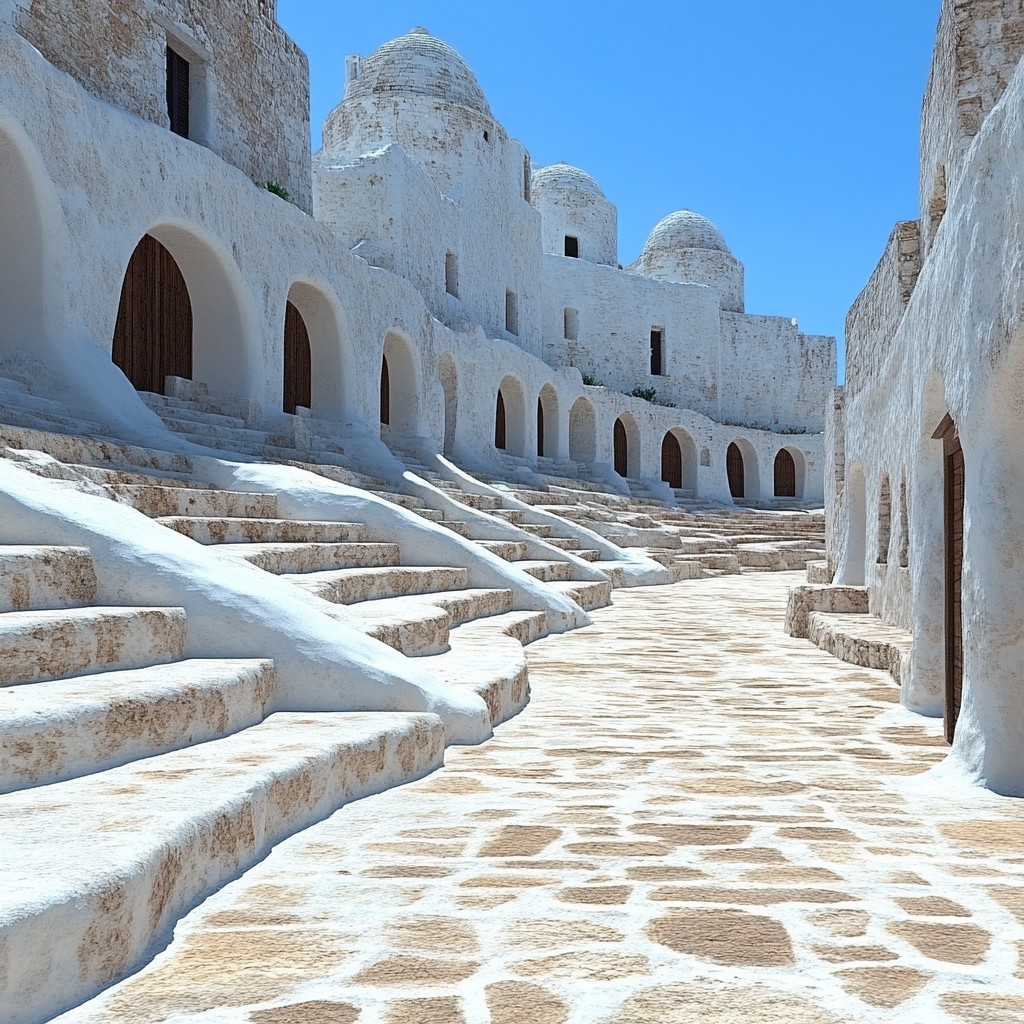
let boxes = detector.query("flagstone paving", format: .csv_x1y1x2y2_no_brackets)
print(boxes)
62,572,1024,1024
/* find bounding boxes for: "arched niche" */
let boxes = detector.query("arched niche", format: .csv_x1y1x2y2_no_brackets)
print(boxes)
614,413,640,479
380,329,419,434
662,428,698,492
727,438,760,501
496,373,527,456
538,382,560,458
569,396,596,464
284,280,351,420
438,351,458,456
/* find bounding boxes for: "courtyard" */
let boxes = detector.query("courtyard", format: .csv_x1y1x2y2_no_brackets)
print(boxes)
61,573,1024,1024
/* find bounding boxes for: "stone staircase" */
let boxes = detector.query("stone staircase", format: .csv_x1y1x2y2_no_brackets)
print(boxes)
0,539,444,1024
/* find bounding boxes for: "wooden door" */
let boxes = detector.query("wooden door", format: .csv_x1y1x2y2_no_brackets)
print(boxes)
727,442,744,498
934,414,964,742
774,449,796,497
283,301,311,415
613,419,628,477
661,432,682,489
495,391,506,449
112,234,192,395
537,398,545,457
380,355,390,425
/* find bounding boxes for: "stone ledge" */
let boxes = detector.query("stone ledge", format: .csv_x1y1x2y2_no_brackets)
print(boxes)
784,584,869,638
807,611,912,685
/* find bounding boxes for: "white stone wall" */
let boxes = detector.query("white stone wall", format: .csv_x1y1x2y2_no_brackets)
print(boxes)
835,22,1024,792
531,164,618,267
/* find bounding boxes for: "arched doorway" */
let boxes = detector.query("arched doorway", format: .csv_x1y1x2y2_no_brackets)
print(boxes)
569,397,596,464
283,300,311,414
536,398,545,457
439,352,458,456
613,418,628,477
496,375,527,456
537,383,560,459
661,432,682,488
933,413,963,743
380,355,390,426
774,449,796,497
112,234,193,394
380,330,418,434
727,442,745,498
495,390,507,449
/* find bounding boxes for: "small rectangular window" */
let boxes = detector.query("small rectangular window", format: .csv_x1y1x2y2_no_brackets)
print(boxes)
564,307,579,341
564,235,579,258
445,251,459,297
650,327,664,376
166,46,190,138
505,289,519,335
523,155,531,202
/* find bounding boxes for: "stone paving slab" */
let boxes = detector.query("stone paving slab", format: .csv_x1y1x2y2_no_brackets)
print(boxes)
60,572,1024,1024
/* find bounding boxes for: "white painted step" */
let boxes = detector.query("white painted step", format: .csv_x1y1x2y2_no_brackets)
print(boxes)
0,606,187,686
0,546,97,612
0,712,444,1024
286,565,469,604
157,516,368,545
0,658,275,792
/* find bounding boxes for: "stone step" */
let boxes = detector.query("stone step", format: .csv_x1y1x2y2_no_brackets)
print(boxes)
108,484,278,519
436,519,473,538
409,506,446,523
161,416,272,447
157,516,368,545
518,523,553,538
216,541,401,574
0,711,445,1024
447,492,504,511
285,565,470,605
0,606,187,686
371,490,426,510
70,463,213,491
0,405,111,438
490,508,527,525
140,395,247,429
0,546,97,612
513,559,574,583
0,658,275,793
575,549,602,562
355,588,515,655
479,540,531,561
549,579,613,611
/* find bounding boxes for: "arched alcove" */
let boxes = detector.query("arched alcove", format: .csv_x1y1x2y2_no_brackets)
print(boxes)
613,413,640,479
282,300,311,414
838,462,867,586
112,223,254,399
877,473,892,563
380,329,418,434
774,449,796,497
494,390,506,449
496,374,527,456
0,123,51,354
438,351,458,456
285,280,351,421
538,382,560,458
727,438,760,501
569,396,596,464
663,428,698,491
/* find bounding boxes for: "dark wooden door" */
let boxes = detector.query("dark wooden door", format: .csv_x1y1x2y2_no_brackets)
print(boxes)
661,432,682,488
495,391,506,449
283,301,311,415
613,419,628,477
727,442,744,498
537,398,545,457
934,414,964,742
774,449,796,497
112,234,192,395
380,355,390,425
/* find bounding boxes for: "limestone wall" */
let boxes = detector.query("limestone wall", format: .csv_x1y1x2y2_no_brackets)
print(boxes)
919,0,1024,258
11,0,312,212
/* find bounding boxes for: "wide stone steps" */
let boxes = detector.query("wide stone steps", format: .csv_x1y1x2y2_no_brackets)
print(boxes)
479,540,530,560
0,658,275,793
549,579,613,611
0,606,187,686
107,484,278,519
157,516,368,545
0,711,445,1024
69,463,215,491
513,559,573,583
284,565,469,605
0,545,97,611
216,540,401,574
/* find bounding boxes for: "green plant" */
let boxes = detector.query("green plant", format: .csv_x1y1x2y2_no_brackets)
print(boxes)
630,385,658,402
581,372,603,387
266,180,291,201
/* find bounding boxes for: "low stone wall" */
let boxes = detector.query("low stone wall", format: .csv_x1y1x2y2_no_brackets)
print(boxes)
784,584,868,638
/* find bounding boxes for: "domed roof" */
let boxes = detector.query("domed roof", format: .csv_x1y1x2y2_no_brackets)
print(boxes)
531,162,609,202
345,27,491,116
641,209,730,255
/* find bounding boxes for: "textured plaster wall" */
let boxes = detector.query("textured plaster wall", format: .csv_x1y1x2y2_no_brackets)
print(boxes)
835,26,1024,792
12,0,312,211
533,180,617,266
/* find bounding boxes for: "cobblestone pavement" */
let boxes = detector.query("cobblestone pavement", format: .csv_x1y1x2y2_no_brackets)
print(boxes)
64,572,1024,1024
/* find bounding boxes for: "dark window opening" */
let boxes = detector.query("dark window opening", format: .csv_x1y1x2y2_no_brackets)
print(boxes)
445,251,458,297
166,46,190,138
483,129,490,142
650,328,664,376
564,307,578,341
537,398,545,457
564,235,579,258
380,355,390,425
495,391,506,450
505,290,518,335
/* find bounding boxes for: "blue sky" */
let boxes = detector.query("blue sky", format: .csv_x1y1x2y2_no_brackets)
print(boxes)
277,1,943,381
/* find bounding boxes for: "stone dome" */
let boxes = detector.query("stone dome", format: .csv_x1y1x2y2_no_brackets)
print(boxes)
344,27,491,116
641,209,730,256
531,163,608,203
